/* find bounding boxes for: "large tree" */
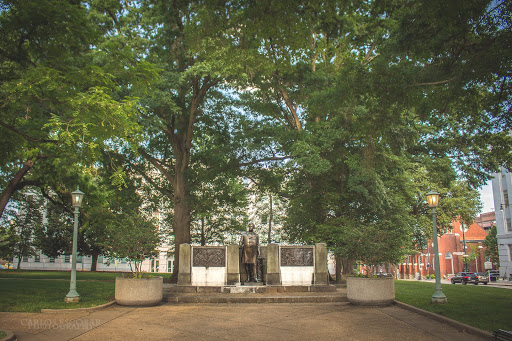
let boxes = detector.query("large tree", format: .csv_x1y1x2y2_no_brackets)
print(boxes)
106,1,256,280
228,0,511,271
0,0,144,219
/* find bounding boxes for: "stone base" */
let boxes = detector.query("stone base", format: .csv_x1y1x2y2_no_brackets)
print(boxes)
431,290,447,304
314,272,329,285
226,273,240,285
162,284,344,304
165,284,337,294
64,296,81,303
226,286,266,294
177,273,191,286
266,273,281,285
115,277,163,306
242,281,263,286
347,277,395,306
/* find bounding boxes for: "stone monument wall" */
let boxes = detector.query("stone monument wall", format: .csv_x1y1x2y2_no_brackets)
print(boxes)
177,243,328,286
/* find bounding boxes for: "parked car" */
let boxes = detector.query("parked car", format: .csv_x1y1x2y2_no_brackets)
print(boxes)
488,270,500,282
376,272,393,278
450,272,480,285
476,272,489,285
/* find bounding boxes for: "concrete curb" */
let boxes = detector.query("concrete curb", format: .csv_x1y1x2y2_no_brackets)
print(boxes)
394,300,493,340
41,301,116,313
0,329,16,341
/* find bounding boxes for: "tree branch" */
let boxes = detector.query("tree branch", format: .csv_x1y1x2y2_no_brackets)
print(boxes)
40,187,72,215
0,120,60,144
238,156,291,167
130,162,173,198
278,87,302,131
138,149,175,185
408,76,457,87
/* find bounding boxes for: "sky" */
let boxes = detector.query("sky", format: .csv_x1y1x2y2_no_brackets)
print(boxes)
479,180,494,213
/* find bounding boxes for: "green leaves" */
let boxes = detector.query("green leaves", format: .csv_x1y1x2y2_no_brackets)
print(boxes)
483,225,499,266
102,212,160,277
109,167,127,190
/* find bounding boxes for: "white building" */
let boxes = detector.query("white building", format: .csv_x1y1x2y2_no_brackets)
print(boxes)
12,246,173,274
492,166,512,279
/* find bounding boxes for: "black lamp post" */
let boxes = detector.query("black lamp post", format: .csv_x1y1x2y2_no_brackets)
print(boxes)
426,190,447,304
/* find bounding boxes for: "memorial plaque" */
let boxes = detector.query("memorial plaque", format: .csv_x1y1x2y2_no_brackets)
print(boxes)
193,247,226,267
280,247,314,266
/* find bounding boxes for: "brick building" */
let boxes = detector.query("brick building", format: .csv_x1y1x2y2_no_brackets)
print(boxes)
399,212,494,279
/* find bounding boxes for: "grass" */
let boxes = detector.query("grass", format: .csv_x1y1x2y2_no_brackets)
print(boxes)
0,270,172,312
0,279,115,312
0,269,121,280
395,280,512,332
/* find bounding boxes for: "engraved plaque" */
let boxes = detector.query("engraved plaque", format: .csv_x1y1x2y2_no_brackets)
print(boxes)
193,247,226,267
280,247,314,266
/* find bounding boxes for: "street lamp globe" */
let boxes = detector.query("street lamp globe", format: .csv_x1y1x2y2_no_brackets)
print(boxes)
71,188,85,208
426,190,440,208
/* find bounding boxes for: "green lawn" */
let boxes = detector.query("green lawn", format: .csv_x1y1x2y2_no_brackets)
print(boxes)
0,278,115,312
0,269,121,280
395,280,512,332
0,270,171,312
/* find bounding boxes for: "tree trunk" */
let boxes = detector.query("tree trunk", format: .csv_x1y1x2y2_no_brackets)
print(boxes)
201,217,205,246
90,251,98,271
161,77,213,282
268,194,273,243
0,159,34,219
169,160,191,283
335,254,343,283
342,258,355,276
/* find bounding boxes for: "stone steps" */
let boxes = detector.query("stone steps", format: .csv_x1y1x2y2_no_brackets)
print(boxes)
163,284,339,293
162,284,348,304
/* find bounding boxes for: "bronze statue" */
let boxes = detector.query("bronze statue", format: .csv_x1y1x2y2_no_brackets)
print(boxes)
240,223,259,282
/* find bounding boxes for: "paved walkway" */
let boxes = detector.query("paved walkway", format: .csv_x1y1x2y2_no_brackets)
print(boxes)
0,302,492,341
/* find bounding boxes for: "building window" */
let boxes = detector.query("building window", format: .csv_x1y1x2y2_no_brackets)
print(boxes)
121,258,127,264
34,254,40,263
22,256,29,262
49,257,55,263
504,190,510,207
151,259,159,272
76,256,82,264
507,219,512,232
509,245,512,262
64,255,70,263
98,255,103,264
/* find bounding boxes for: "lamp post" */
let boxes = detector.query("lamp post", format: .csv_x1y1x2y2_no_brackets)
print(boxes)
426,190,447,304
65,188,84,303
461,222,468,272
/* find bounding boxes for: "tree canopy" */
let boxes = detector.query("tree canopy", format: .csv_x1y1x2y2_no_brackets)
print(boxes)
1,0,510,274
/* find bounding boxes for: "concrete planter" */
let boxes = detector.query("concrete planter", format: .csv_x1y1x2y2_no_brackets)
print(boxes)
347,277,394,306
115,276,163,306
